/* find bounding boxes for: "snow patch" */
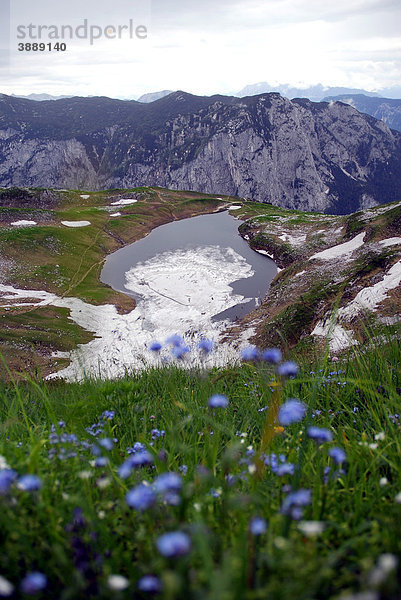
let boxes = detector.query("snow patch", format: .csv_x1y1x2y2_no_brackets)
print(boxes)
110,212,121,217
11,220,37,227
110,199,138,206
295,270,306,277
379,237,401,248
339,260,401,320
309,232,365,261
279,232,306,246
255,249,274,259
311,321,357,352
80,195,90,199
228,205,242,210
61,221,91,228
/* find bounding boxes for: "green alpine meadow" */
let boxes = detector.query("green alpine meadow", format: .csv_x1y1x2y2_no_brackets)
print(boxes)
0,326,400,599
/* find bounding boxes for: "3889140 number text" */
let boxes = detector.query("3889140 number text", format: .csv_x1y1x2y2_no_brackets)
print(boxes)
18,42,67,52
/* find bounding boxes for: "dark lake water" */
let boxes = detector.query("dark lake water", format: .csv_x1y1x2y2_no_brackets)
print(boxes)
100,210,277,322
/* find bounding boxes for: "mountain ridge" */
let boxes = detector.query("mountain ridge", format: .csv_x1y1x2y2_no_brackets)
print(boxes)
323,94,401,133
1,91,401,214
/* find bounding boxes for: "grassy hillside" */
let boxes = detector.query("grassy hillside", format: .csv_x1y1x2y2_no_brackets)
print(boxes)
0,331,400,598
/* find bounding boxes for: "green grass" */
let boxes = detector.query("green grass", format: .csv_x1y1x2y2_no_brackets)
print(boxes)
0,331,400,599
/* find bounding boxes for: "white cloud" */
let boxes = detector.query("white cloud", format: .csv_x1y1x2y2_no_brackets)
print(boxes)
0,0,400,97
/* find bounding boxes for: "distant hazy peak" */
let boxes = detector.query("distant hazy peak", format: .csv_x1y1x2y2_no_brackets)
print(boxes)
137,90,174,103
236,83,379,102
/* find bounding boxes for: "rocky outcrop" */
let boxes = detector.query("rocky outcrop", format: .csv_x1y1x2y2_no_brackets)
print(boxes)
1,91,401,214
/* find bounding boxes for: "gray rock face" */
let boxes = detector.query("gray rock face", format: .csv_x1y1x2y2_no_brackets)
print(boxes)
1,92,401,214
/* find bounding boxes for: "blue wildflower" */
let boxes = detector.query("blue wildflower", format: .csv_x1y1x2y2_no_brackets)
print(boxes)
99,438,114,451
281,488,311,520
208,394,229,408
20,572,47,595
149,341,162,352
150,429,165,440
241,346,260,361
225,474,237,486
0,469,17,495
137,575,162,593
156,531,191,558
278,399,307,426
163,491,182,506
126,484,156,512
94,457,109,467
328,447,347,464
276,463,295,477
198,339,215,353
307,427,333,444
249,516,267,535
277,361,299,378
171,345,190,359
17,475,42,492
102,410,115,420
118,459,134,479
127,442,146,454
153,472,182,494
130,450,154,468
165,334,183,347
262,348,282,364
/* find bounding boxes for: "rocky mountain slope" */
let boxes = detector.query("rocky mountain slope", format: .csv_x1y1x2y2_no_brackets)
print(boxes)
324,94,401,133
224,200,401,354
1,92,401,214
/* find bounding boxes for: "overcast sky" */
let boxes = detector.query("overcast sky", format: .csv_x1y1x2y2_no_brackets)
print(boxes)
0,0,400,98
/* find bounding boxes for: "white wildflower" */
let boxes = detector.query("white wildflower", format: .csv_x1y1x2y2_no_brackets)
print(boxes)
298,521,326,537
0,575,14,597
78,470,92,479
96,477,111,489
0,456,9,470
107,575,129,591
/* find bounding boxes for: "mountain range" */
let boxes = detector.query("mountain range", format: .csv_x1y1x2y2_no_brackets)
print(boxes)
1,91,401,214
236,83,380,102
